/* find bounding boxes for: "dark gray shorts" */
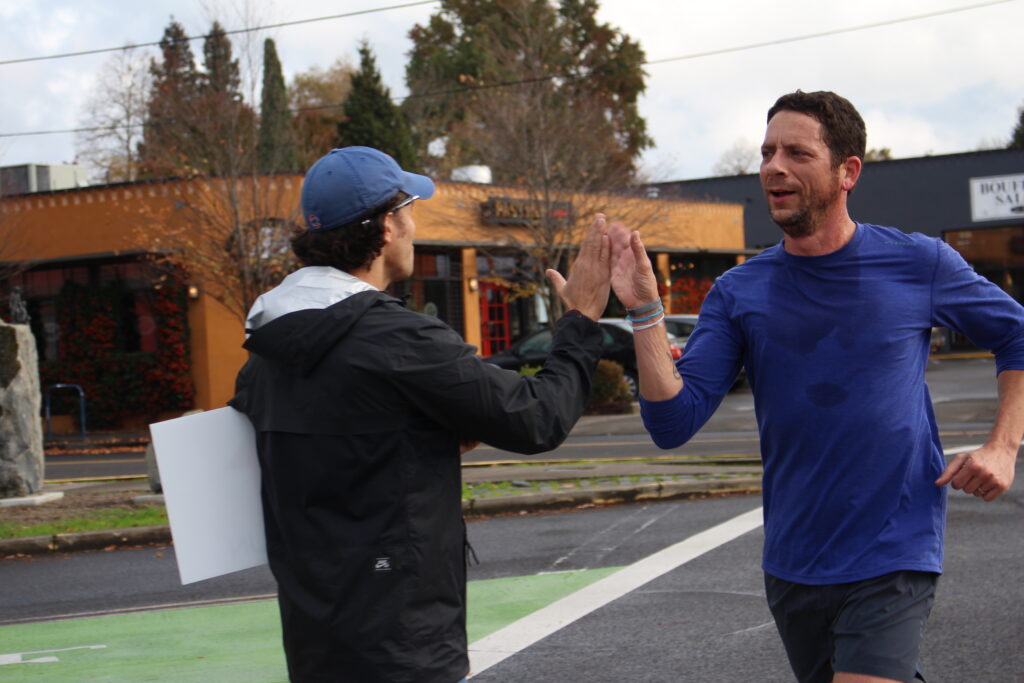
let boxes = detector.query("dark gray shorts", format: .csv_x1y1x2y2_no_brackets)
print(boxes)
764,570,938,683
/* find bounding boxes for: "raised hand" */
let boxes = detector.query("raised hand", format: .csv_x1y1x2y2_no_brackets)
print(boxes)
546,214,611,321
609,222,660,310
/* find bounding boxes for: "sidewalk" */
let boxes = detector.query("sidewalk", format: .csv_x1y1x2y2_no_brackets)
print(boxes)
2,408,763,556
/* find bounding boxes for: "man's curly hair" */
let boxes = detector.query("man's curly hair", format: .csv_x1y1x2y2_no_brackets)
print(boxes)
291,192,410,272
767,90,866,168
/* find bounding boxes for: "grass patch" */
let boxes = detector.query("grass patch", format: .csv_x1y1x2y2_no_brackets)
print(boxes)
1,461,762,540
461,471,757,499
0,506,168,539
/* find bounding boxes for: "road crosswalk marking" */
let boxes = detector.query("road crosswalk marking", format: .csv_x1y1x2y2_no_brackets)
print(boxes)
468,505,765,676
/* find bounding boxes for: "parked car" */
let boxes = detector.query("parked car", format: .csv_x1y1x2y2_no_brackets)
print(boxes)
930,326,948,354
598,317,688,349
656,313,747,390
663,314,700,347
484,321,683,399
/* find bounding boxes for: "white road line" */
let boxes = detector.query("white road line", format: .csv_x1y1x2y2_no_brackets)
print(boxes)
549,505,662,571
468,505,764,677
0,594,277,626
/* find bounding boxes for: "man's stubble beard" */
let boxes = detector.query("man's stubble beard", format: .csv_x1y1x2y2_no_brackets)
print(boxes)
771,177,843,239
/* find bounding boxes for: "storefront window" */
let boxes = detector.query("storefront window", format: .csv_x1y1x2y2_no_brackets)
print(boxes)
668,254,736,313
390,248,465,334
4,258,164,362
943,225,1024,351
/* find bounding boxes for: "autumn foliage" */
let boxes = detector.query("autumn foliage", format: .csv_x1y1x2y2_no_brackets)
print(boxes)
41,279,193,429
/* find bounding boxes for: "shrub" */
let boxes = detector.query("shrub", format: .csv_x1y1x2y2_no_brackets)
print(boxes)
588,359,631,407
518,364,542,377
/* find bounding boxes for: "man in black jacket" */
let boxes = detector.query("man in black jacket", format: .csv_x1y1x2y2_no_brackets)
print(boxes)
231,146,613,682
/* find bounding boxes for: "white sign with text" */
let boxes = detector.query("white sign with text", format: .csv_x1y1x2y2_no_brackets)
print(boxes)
970,173,1024,222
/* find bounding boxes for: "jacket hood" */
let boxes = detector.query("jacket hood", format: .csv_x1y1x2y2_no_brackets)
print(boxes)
243,290,399,376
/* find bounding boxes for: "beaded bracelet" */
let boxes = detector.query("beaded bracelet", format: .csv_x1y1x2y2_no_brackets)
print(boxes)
627,305,664,323
627,300,662,316
631,316,664,331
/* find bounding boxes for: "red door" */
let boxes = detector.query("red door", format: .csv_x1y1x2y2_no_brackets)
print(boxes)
479,282,511,356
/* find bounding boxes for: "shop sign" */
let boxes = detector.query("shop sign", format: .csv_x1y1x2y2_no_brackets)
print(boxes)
969,173,1024,222
480,197,573,226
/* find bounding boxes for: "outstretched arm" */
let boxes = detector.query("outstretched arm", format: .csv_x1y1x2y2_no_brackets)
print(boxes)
936,368,1023,501
608,223,682,401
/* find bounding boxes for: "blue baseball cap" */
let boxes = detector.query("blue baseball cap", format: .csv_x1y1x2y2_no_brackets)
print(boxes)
301,146,435,232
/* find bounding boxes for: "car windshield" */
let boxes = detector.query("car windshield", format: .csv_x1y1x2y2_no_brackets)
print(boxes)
665,320,696,337
518,330,552,354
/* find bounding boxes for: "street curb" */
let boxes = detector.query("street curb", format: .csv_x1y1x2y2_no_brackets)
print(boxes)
462,477,762,516
0,525,171,556
1,480,762,557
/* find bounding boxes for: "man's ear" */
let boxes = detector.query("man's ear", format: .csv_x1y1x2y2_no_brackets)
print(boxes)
381,213,395,245
841,155,863,193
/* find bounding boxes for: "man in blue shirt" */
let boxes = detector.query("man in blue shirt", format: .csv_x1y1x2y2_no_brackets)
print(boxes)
609,91,1024,683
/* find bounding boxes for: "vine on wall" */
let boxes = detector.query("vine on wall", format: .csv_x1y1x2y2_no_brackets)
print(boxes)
40,279,194,429
670,276,714,314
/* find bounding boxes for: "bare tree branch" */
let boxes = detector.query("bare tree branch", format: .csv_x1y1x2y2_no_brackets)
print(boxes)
712,137,760,176
74,46,153,183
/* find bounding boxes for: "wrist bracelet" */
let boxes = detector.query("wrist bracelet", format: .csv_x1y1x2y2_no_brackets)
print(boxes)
627,300,662,316
627,306,664,323
631,317,664,331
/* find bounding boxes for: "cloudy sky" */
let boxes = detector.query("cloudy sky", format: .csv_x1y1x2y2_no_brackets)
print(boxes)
1,0,1022,182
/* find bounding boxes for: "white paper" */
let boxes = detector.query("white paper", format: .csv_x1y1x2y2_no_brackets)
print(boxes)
149,407,267,584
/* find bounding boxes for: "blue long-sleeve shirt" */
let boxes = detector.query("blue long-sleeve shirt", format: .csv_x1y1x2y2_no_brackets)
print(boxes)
642,223,1024,584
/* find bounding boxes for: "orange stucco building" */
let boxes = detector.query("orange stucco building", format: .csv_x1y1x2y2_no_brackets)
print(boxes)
1,175,747,428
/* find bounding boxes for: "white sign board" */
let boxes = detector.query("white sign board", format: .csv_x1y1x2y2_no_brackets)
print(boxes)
149,407,267,584
970,173,1024,222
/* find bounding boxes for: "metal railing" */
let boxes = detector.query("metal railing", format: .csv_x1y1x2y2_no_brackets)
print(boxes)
44,383,87,438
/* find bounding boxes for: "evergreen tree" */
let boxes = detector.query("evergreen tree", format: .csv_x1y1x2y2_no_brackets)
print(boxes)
338,41,417,170
1011,104,1024,149
138,19,201,178
196,21,254,175
258,38,296,172
202,21,241,97
136,20,300,324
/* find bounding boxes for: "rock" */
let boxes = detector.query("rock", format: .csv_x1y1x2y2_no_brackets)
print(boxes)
145,441,162,493
0,322,44,497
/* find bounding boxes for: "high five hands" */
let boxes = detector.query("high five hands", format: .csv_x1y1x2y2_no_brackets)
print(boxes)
546,215,660,319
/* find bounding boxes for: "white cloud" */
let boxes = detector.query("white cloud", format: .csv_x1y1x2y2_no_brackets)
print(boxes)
1,0,1022,179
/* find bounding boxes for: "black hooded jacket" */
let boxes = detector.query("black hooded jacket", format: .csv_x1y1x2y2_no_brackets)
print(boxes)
231,290,603,682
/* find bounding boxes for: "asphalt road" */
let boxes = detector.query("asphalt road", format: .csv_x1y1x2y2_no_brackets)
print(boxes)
467,472,1024,682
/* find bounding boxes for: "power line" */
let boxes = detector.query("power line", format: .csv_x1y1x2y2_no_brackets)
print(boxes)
0,1,439,66
646,0,1018,66
0,0,1017,140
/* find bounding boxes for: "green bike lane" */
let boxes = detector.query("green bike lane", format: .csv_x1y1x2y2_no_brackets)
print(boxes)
0,567,619,680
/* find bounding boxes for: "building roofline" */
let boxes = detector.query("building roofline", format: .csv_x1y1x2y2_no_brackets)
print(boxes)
657,146,1024,185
